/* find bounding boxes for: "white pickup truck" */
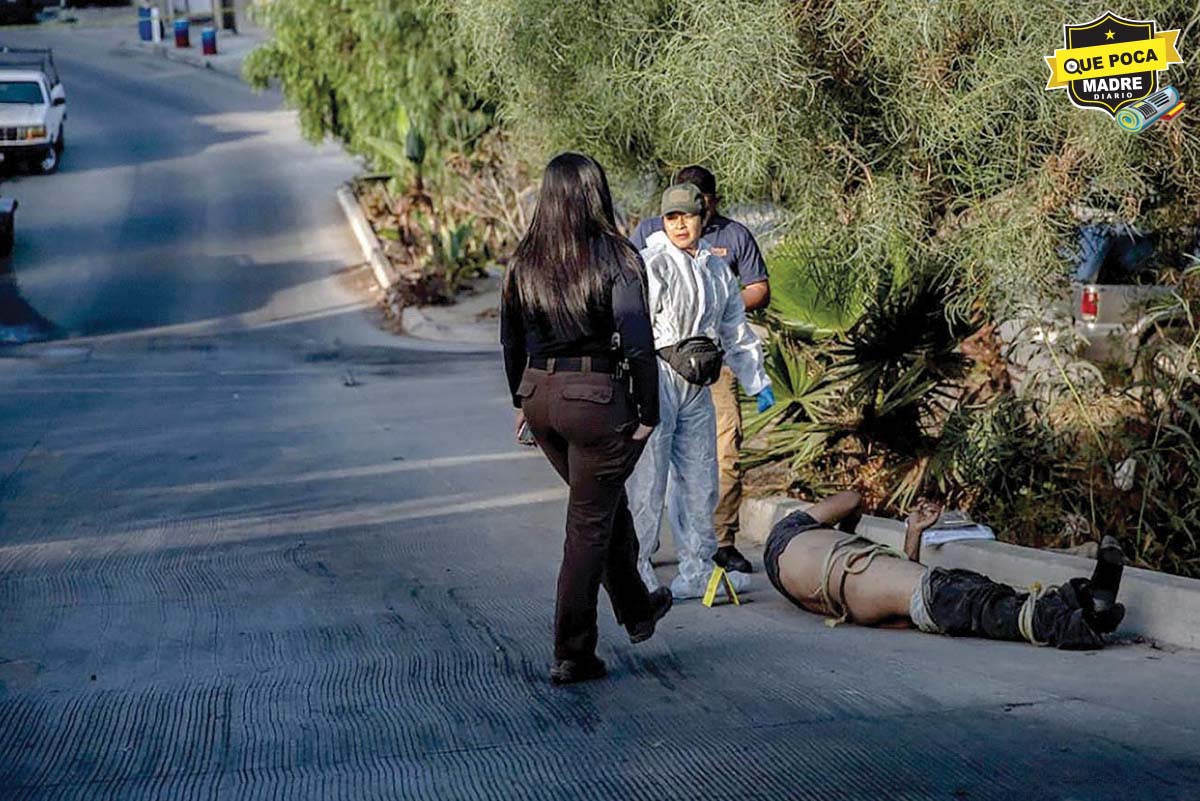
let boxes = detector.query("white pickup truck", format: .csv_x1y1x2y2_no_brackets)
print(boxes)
0,47,65,174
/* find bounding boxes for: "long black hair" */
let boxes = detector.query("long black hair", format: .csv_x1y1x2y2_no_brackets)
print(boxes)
505,153,643,341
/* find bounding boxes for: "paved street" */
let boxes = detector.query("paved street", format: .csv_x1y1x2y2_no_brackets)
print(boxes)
1,22,364,340
2,23,1200,801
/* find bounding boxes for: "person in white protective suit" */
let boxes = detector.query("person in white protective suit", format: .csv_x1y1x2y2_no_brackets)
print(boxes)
627,183,776,599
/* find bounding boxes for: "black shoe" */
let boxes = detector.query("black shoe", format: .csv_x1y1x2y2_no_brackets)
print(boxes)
550,656,608,685
713,545,753,574
1090,535,1125,613
627,587,673,644
1033,583,1105,650
1091,603,1126,634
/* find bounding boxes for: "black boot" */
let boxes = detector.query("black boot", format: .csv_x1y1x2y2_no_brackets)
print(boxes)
1030,580,1106,650
626,587,672,644
923,568,1111,649
713,545,753,574
1038,539,1128,641
550,656,608,685
1090,535,1125,614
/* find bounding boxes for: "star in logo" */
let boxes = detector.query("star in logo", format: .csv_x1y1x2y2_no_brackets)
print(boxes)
1105,30,1115,40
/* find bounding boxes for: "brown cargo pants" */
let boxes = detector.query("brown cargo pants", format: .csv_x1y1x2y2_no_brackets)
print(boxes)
712,366,742,548
517,365,654,662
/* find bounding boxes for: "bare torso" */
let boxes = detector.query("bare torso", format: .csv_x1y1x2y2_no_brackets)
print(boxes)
776,528,927,626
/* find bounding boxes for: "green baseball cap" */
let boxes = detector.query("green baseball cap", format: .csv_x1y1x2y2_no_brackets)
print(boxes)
660,183,705,216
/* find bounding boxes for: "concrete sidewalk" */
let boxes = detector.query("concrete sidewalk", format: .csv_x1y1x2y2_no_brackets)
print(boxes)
399,276,500,347
125,23,265,79
37,10,268,80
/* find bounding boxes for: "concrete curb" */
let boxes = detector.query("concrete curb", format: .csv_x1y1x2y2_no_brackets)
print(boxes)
335,183,397,291
118,39,244,78
400,268,501,346
336,184,498,347
740,495,1200,650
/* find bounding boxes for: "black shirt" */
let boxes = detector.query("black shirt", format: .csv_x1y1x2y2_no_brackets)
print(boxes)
500,262,660,427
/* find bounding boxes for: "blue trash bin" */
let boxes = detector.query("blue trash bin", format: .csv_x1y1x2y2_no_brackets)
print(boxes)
201,26,217,55
137,6,152,42
174,18,190,48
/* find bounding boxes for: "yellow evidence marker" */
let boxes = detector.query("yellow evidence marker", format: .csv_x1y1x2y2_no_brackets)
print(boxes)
702,565,741,608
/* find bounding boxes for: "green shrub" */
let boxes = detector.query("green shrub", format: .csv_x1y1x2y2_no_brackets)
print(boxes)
255,0,1200,575
452,0,830,208
244,0,492,174
454,1,1200,320
245,0,507,301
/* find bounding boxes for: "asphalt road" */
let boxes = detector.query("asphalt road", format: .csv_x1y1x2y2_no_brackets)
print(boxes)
0,22,362,340
2,23,1200,801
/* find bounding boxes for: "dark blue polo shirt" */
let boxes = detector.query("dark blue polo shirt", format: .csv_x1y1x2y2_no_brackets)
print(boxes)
630,214,769,287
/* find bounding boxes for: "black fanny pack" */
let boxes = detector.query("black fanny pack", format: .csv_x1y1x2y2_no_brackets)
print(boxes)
657,336,724,386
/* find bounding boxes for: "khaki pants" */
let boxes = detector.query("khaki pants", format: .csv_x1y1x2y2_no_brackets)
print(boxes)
712,365,742,548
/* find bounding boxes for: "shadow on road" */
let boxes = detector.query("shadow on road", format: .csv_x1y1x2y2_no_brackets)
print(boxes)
0,263,58,344
0,121,253,178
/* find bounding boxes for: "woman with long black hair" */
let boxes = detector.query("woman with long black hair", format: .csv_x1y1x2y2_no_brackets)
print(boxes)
501,153,673,684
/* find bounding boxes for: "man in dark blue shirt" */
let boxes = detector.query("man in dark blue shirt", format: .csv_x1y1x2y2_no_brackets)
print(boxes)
630,166,771,575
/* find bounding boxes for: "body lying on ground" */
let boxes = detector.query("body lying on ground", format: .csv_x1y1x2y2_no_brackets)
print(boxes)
763,492,1126,650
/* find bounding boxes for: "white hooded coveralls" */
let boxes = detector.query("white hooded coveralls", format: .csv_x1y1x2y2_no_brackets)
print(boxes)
627,231,771,598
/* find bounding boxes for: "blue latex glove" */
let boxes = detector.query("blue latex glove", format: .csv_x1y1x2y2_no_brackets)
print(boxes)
756,386,776,413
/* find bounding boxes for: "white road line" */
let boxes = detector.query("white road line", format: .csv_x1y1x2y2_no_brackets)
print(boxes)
0,487,568,563
125,451,545,495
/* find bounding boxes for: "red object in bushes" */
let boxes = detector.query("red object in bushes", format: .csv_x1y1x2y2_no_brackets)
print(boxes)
1081,285,1099,322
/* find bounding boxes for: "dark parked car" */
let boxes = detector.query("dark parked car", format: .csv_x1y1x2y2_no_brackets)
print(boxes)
0,0,37,25
0,194,14,257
